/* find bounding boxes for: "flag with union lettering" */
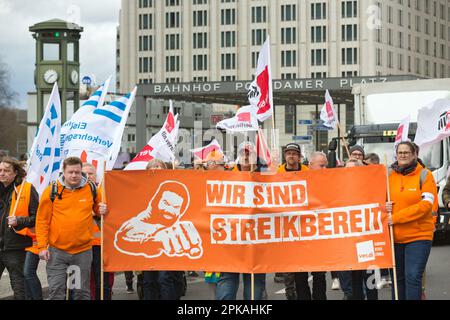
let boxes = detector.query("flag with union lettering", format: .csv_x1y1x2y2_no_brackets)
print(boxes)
247,37,273,122
27,83,62,196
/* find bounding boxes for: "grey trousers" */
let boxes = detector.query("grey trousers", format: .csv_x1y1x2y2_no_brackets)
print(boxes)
46,247,92,300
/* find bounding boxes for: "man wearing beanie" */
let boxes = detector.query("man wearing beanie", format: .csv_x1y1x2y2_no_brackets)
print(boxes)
349,145,365,163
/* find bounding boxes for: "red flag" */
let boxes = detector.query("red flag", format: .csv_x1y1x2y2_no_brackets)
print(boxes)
248,37,273,122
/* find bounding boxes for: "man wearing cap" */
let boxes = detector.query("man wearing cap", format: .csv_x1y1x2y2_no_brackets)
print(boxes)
276,143,308,299
278,143,309,173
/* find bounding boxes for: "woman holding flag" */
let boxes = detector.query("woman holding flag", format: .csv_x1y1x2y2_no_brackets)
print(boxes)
0,157,39,300
386,141,437,300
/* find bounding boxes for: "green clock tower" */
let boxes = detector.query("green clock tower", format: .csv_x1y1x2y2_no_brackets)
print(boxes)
29,19,83,122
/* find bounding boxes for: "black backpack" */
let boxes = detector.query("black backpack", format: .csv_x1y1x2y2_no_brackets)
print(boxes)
50,180,97,203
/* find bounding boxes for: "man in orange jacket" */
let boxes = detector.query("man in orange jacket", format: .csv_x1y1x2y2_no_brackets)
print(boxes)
36,157,108,300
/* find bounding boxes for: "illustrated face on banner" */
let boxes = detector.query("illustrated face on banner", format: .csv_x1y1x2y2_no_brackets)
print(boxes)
114,181,203,260
155,191,183,227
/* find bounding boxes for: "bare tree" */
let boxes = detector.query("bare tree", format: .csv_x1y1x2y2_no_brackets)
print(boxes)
0,57,18,108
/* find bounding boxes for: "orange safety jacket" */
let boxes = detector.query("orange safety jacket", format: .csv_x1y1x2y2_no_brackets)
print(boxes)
9,182,35,238
389,163,437,243
277,163,309,173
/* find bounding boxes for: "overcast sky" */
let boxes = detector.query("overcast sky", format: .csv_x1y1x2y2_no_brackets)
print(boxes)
0,0,121,108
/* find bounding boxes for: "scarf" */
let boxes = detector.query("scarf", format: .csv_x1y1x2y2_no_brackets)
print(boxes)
391,160,418,176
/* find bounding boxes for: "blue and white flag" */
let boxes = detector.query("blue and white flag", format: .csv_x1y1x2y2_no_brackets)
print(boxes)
63,87,137,182
60,76,111,151
26,83,62,196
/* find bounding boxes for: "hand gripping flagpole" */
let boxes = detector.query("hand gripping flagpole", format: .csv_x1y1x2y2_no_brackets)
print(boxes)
384,155,399,300
9,181,25,230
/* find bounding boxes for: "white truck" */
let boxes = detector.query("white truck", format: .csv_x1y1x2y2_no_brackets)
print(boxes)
350,78,450,242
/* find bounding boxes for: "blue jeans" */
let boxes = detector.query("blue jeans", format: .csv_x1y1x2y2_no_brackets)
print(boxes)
216,273,266,300
142,271,183,300
23,252,42,300
393,241,432,300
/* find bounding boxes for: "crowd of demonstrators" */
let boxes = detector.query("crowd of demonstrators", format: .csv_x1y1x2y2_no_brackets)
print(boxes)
386,141,437,300
0,137,444,301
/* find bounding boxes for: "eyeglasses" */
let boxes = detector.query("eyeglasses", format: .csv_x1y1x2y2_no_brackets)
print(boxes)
397,151,412,156
351,153,364,157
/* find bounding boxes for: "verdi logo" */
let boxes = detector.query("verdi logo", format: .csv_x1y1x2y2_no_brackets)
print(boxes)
356,240,376,263
438,111,450,132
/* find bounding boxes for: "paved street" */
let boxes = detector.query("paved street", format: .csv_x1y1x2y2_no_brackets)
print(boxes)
1,244,449,300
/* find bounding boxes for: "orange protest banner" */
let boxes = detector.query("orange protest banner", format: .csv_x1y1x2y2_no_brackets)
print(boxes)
103,165,393,273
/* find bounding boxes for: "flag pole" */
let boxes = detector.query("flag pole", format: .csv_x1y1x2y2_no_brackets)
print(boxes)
100,161,107,301
384,155,399,300
336,119,351,160
251,273,255,301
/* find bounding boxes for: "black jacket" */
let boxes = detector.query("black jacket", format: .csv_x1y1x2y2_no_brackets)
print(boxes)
0,182,39,251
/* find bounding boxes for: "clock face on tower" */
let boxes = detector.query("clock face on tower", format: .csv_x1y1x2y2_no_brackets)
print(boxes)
71,70,79,84
43,69,58,84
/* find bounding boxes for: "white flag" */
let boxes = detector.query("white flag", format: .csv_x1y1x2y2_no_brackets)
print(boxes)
61,77,111,151
27,83,62,196
248,37,273,122
394,116,411,148
414,99,450,150
190,139,223,161
125,100,179,170
320,90,338,129
63,88,136,181
216,106,259,133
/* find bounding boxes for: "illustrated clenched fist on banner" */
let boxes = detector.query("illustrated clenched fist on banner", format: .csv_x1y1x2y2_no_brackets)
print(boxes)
114,181,203,259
